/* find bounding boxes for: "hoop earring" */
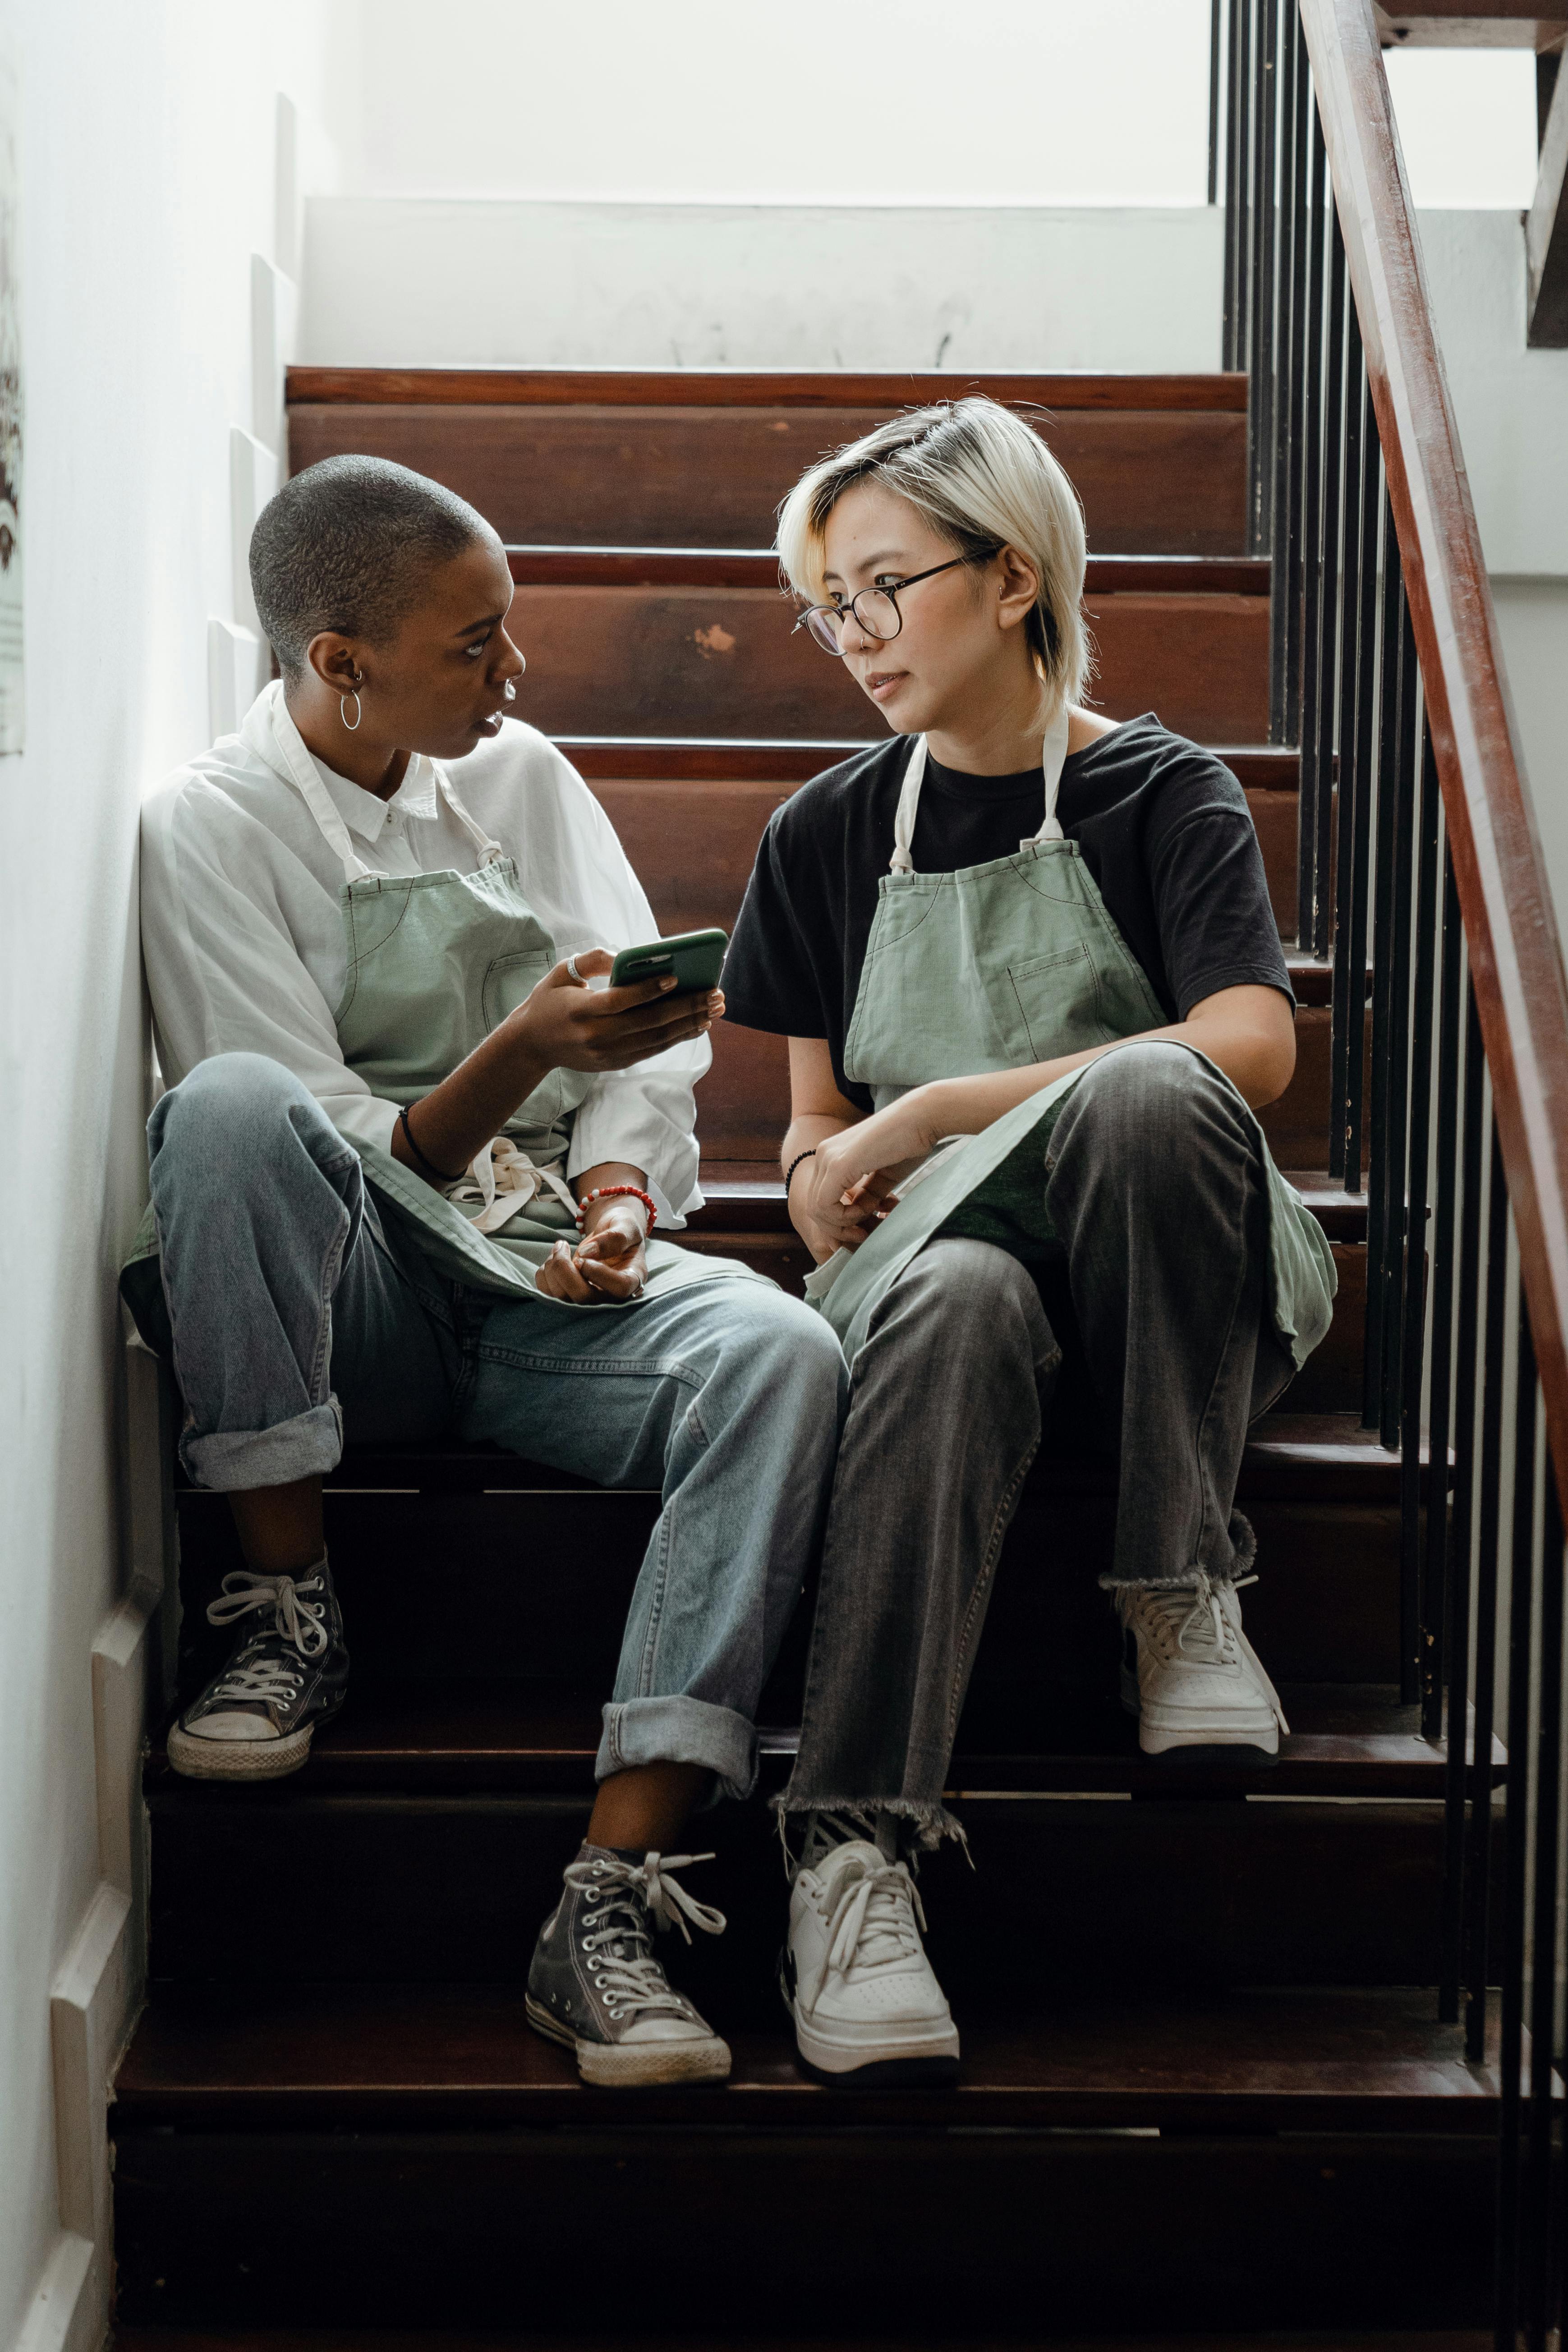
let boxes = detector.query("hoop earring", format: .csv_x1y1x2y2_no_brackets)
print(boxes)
340,690,363,733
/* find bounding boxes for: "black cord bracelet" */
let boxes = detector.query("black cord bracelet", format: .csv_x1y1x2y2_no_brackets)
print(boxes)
399,1101,464,1186
783,1147,817,1201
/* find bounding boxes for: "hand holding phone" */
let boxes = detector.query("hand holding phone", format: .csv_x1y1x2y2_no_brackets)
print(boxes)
608,928,727,995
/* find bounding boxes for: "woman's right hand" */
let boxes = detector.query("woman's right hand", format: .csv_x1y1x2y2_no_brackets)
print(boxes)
510,950,722,1074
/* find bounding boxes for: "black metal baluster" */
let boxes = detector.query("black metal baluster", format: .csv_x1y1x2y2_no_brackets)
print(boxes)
1311,207,1347,962
1363,511,1405,1424
1328,309,1366,1178
1495,1305,1537,2340
1230,0,1254,376
1269,5,1306,740
1423,838,1463,1741
1464,1120,1510,2063
1249,0,1278,555
1209,0,1224,209
1343,426,1383,1191
1526,1466,1563,2352
1441,982,1486,2020
1399,715,1439,1707
1295,103,1329,949
1379,579,1418,1448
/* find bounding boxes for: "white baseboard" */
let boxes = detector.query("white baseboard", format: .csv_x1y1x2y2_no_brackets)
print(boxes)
11,2233,97,2352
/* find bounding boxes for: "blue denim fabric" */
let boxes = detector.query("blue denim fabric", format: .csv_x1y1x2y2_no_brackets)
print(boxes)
147,1053,848,1801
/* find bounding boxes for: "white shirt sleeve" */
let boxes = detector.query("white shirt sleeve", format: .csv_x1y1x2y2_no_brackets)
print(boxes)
522,742,709,1224
140,778,400,1155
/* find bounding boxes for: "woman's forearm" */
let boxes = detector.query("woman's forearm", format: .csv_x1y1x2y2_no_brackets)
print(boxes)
922,1004,1295,1140
390,1021,551,1182
780,1109,857,1173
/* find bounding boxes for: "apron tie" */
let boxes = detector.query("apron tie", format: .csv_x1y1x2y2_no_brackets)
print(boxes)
450,1136,580,1235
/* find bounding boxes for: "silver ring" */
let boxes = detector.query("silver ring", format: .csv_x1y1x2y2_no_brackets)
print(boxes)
567,953,583,982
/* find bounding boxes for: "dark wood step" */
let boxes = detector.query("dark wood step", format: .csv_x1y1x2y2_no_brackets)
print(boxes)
508,545,1273,596
112,2334,1495,2352
288,369,1250,556
145,1679,1491,1801
501,580,1270,744
142,1785,1471,1991
115,1981,1498,2136
110,2117,1493,2333
582,747,1302,934
563,734,1303,788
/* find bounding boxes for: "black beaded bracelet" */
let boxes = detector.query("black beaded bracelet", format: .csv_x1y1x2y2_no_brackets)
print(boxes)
399,1101,463,1186
783,1147,817,1201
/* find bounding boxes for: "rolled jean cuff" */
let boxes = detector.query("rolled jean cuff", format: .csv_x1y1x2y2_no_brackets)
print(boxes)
182,1398,344,1492
596,1695,757,1805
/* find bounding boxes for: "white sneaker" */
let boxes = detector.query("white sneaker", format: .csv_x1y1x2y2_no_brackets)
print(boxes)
1117,1570,1288,1759
782,1821,960,2084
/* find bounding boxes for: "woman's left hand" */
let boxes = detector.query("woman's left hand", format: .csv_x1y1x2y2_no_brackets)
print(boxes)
803,1089,945,1250
534,1200,649,1303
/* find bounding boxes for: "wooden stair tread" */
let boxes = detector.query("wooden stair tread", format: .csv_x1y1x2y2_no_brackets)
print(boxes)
114,1981,1499,2133
144,1680,1497,1799
559,735,1304,788
507,545,1273,595
289,366,1252,410
111,2334,1494,2352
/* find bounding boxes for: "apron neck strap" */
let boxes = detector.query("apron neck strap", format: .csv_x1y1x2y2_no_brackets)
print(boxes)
432,764,506,867
889,705,1071,878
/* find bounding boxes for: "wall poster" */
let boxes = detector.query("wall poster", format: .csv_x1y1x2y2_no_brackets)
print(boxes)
0,52,21,754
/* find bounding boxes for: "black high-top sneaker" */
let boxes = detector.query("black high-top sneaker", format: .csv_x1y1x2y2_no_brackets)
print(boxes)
527,1844,731,2087
166,1558,349,1782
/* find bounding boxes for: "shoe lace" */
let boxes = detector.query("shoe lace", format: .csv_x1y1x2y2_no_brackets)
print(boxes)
823,1849,928,1982
206,1568,330,1660
566,1852,726,2023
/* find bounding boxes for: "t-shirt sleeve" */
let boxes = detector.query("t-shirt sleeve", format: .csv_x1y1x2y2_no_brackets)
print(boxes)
1146,766,1295,1018
721,811,832,1038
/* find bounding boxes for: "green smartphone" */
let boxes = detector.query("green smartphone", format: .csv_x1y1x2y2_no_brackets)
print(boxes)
608,927,728,994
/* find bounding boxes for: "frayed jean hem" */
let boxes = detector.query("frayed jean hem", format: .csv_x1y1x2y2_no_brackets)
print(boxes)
771,1790,969,1853
596,1694,757,1805
182,1398,344,1491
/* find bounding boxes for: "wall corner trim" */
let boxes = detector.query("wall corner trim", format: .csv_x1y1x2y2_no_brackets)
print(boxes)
10,2232,98,2352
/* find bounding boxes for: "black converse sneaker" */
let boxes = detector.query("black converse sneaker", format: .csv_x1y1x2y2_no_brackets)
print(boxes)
526,1845,731,2087
166,1559,349,1781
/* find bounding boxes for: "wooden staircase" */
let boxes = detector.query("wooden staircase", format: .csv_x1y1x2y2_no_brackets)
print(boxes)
109,368,1504,2340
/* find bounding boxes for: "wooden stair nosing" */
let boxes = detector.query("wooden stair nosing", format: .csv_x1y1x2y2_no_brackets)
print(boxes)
507,545,1273,596
559,733,1305,789
110,1982,1502,2136
142,1679,1500,1801
288,366,1253,412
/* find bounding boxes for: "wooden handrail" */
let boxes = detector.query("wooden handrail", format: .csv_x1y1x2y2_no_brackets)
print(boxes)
1301,0,1568,1498
285,366,1250,412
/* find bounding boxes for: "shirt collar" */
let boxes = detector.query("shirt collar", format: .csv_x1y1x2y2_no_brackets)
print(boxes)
310,752,440,842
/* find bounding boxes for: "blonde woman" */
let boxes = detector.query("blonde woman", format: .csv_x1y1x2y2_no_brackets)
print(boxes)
722,399,1336,2083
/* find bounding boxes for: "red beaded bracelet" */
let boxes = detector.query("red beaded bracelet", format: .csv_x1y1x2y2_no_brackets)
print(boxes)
575,1183,658,1233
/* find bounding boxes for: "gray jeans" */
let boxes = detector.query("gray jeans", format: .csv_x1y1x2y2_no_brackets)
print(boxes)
779,1042,1295,1842
137,1052,848,1802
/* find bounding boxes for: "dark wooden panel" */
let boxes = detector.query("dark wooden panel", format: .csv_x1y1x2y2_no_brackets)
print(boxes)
289,366,1253,410
289,404,1250,555
143,1786,1454,1989
560,735,1304,788
506,582,1268,750
110,2124,1493,2331
116,1983,1495,2134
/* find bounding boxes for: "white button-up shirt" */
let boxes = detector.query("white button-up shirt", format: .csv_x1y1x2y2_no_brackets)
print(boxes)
140,684,709,1224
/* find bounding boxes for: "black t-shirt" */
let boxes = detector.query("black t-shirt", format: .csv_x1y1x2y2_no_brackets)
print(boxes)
722,714,1292,1113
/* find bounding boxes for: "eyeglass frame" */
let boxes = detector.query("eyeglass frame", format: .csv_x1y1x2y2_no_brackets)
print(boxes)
792,547,1002,656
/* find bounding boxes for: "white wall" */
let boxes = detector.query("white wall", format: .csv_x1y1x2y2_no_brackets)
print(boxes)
302,199,1224,373
0,6,330,2348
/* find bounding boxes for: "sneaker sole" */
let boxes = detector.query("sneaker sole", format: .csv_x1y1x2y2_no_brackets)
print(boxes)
1121,1668,1280,1762
165,1722,316,1780
780,1966,961,2085
524,1994,731,2087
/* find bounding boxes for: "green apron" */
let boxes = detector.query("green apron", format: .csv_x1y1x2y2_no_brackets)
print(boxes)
805,710,1337,1366
125,701,762,1312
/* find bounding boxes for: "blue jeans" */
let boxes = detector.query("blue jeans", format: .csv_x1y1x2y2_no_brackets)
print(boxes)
142,1052,848,1802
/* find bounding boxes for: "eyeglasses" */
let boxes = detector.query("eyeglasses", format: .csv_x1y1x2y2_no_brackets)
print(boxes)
794,550,999,657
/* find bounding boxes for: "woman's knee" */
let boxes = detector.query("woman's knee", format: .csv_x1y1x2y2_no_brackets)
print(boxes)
1060,1041,1248,1177
870,1237,1045,1367
149,1054,349,1196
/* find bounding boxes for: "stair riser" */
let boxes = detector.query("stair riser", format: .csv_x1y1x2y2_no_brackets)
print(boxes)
596,775,1304,937
172,1485,1398,1703
111,2124,1491,2333
693,1003,1358,1189
290,401,1250,557
498,584,1269,744
146,1791,1453,1992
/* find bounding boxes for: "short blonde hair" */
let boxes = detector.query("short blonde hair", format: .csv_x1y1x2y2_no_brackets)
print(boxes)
776,397,1091,712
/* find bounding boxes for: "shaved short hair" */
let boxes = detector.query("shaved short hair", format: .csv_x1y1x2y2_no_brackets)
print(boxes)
249,455,492,681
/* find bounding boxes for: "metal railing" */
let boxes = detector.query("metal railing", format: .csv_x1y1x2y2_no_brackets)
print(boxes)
1221,1,1568,2339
